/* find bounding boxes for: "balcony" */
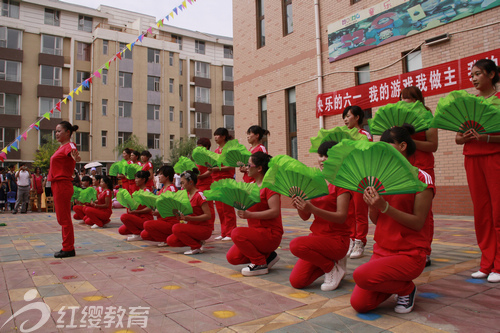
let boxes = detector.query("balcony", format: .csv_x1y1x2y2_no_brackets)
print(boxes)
194,102,211,114
38,53,64,67
221,81,233,91
194,128,212,138
0,47,23,62
37,85,63,99
0,80,22,95
193,76,211,88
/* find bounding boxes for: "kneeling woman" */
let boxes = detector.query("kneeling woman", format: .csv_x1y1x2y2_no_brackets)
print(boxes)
118,171,154,241
167,169,212,254
84,176,113,229
227,152,283,276
290,141,354,291
350,125,434,314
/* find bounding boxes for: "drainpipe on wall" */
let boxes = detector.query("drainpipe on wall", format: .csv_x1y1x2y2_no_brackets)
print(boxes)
314,0,324,129
186,56,193,138
89,38,94,163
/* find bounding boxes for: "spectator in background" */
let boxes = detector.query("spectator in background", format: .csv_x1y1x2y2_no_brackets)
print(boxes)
43,170,52,198
12,163,30,214
31,167,44,213
6,165,17,210
0,167,6,212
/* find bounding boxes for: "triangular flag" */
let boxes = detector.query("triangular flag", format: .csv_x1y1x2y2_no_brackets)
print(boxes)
67,95,72,102
98,68,103,75
16,135,21,142
6,146,10,153
138,34,144,42
182,1,187,8
165,15,170,21
62,98,68,104
0,152,6,161
74,87,79,96
178,5,183,11
170,12,174,19
126,43,132,51
43,112,51,120
173,7,178,15
1,147,7,153
88,77,92,85
147,27,152,34
50,108,54,114
105,61,110,69
116,52,122,60
29,124,35,129
11,142,18,151
82,79,89,88
35,121,41,128
77,85,83,94
21,132,27,141
56,101,61,111
94,70,101,78
131,41,136,49
188,0,192,4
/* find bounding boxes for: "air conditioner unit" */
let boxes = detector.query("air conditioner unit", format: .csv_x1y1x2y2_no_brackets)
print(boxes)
424,33,451,46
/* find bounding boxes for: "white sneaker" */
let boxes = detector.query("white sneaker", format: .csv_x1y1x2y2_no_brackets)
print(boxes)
91,224,100,229
321,265,343,291
184,248,203,255
350,239,365,259
394,286,417,314
221,236,232,241
487,272,500,283
241,264,269,276
471,271,488,279
200,240,206,252
126,234,142,242
157,242,168,247
346,239,355,256
214,235,223,240
338,256,347,279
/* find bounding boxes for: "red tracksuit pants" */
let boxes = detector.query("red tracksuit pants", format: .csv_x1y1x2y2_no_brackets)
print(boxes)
73,205,86,220
52,181,75,252
215,201,236,237
167,223,212,250
119,213,151,235
83,207,111,227
351,192,368,244
350,246,426,313
465,154,500,274
141,218,178,242
289,234,349,289
197,184,216,231
227,227,282,266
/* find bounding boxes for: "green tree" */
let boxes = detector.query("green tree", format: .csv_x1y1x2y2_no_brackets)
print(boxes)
169,138,197,166
113,134,147,157
151,154,164,172
33,135,60,173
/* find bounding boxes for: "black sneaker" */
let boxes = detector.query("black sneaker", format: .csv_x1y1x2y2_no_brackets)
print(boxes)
241,264,268,276
266,251,280,269
394,286,417,314
54,249,76,258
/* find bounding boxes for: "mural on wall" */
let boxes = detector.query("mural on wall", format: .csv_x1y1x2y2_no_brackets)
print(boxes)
328,0,500,63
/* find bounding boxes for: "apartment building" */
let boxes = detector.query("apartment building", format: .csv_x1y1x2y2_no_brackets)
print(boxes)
232,0,500,215
0,0,233,171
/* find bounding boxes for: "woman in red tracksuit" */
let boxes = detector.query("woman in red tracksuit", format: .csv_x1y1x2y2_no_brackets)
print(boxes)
84,176,113,229
342,105,372,259
195,138,216,230
227,152,283,276
456,59,500,283
128,150,141,194
240,125,269,183
49,121,81,258
290,141,354,291
167,168,212,255
118,148,132,193
118,171,154,241
350,125,434,314
211,127,237,241
141,165,178,246
140,150,154,191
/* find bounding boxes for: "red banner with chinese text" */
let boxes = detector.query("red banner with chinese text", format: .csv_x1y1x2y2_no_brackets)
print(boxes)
316,49,500,118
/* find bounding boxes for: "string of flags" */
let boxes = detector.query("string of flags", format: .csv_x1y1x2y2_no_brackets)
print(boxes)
0,0,198,162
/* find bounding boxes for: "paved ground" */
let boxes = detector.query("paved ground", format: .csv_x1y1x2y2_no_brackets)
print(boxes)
0,208,498,333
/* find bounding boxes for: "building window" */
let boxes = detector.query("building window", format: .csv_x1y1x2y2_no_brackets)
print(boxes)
0,27,22,49
195,61,210,78
119,72,132,88
76,42,91,61
196,112,210,129
44,8,60,26
224,45,233,59
0,127,17,147
179,110,183,128
287,88,297,159
0,93,19,115
355,64,370,85
101,130,107,147
75,101,90,121
403,49,422,73
76,71,90,90
259,96,267,131
195,87,210,103
78,15,93,32
39,97,61,118
118,132,131,146
179,59,183,75
102,99,107,116
169,78,174,93
75,132,90,151
223,90,234,106
224,115,234,131
283,0,293,35
118,101,132,118
179,85,183,101
147,104,160,120
41,34,62,56
102,40,108,55
169,135,174,150
0,60,21,82
147,48,160,63
1,0,19,19
172,34,182,50
148,134,160,149
39,129,55,146
119,42,132,59
102,69,108,85
257,0,265,48
223,66,233,81
40,65,61,86
147,76,160,92
169,106,174,122
169,52,174,66
195,40,205,54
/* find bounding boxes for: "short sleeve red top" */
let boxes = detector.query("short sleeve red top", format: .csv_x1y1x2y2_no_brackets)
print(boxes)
359,129,373,142
141,161,154,188
127,188,153,219
373,170,435,253
48,142,77,182
187,191,210,227
309,183,354,237
196,164,213,191
246,188,283,235
159,184,177,194
243,144,268,183
97,189,112,211
211,146,235,181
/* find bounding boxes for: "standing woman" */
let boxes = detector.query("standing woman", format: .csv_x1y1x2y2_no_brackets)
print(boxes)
211,128,237,241
31,167,44,213
342,105,372,259
456,59,500,283
195,138,216,229
128,150,142,194
49,121,81,258
118,148,132,193
241,125,269,183
140,150,154,191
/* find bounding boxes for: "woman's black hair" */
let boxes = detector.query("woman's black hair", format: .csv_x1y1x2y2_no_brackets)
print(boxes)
81,176,92,183
158,165,175,182
247,125,270,141
342,105,364,125
473,59,500,86
250,151,272,174
213,127,233,142
380,124,417,157
59,121,79,135
123,148,132,155
141,150,152,159
95,175,102,182
34,166,41,174
197,138,211,150
135,170,150,182
317,140,338,157
181,168,200,185
131,150,141,158
101,176,113,191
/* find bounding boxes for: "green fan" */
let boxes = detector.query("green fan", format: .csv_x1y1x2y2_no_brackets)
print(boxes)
261,155,328,200
192,146,220,168
174,156,197,174
156,190,193,218
322,140,427,195
132,190,158,209
309,126,368,153
78,187,97,204
116,188,140,210
109,160,127,176
431,90,500,134
204,179,261,210
125,163,143,180
368,100,434,135
72,186,82,201
219,139,252,167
